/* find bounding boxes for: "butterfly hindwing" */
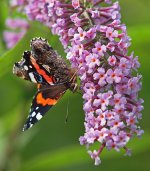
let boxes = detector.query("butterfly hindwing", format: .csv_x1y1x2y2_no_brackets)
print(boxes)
22,84,67,131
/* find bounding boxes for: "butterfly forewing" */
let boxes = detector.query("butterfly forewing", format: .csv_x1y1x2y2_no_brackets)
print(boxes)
13,51,56,85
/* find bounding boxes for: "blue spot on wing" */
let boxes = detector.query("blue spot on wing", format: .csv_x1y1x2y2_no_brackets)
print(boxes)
34,72,43,83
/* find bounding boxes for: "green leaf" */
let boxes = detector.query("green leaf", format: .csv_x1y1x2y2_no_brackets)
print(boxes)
0,0,8,32
0,0,9,54
128,25,150,46
21,132,150,171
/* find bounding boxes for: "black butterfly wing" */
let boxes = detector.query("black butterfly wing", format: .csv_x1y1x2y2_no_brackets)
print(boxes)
13,51,56,85
22,84,67,131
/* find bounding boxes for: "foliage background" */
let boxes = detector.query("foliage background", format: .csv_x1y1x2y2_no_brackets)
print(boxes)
0,0,150,170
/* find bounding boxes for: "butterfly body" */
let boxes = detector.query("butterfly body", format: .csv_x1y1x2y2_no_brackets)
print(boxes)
13,38,78,131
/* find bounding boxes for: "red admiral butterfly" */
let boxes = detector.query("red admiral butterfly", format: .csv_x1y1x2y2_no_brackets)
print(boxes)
13,37,78,131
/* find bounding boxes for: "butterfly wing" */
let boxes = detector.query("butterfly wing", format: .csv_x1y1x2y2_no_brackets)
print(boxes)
13,38,77,131
13,38,72,85
22,83,67,131
13,51,56,85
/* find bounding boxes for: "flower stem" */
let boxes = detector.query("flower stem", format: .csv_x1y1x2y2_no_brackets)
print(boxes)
97,143,105,156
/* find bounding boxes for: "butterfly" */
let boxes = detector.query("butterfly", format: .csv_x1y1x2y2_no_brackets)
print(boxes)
13,37,78,131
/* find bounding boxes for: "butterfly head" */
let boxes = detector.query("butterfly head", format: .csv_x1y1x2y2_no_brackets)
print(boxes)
13,51,31,80
13,61,26,79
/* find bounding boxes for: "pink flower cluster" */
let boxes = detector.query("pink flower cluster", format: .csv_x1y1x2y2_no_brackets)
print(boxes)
4,18,29,49
7,0,144,165
47,0,144,165
24,0,50,24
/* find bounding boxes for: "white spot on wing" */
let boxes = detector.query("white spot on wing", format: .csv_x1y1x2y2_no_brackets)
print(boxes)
36,113,42,120
29,72,37,83
24,65,28,70
36,107,39,110
31,112,36,117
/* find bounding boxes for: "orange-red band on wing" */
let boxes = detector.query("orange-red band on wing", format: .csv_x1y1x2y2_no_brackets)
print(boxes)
36,93,58,106
31,57,54,84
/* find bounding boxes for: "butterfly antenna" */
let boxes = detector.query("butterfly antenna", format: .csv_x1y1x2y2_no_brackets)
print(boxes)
65,95,70,123
70,65,82,82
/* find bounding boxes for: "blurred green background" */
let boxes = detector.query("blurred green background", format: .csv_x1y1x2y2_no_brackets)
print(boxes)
0,0,150,170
